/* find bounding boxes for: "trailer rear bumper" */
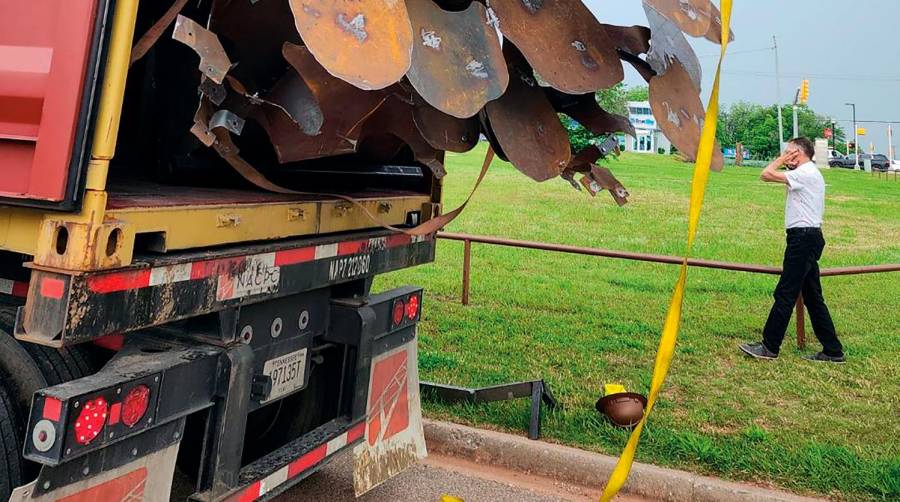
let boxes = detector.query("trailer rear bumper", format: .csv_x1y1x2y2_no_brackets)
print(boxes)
13,284,427,501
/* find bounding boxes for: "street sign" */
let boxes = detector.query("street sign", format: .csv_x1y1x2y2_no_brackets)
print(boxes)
824,127,833,139
857,127,867,136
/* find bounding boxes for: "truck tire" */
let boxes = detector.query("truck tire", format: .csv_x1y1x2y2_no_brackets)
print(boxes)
0,305,95,385
0,381,24,501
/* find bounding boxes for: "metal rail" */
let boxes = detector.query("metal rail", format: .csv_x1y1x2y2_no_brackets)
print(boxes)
437,232,900,349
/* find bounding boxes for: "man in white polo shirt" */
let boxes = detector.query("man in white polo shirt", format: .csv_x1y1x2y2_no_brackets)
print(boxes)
740,137,845,363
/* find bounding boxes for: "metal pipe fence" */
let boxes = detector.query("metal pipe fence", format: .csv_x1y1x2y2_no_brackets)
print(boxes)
437,232,900,349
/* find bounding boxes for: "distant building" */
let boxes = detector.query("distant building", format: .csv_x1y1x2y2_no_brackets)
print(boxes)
618,101,672,155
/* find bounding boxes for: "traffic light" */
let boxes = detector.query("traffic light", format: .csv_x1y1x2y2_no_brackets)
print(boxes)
798,79,810,105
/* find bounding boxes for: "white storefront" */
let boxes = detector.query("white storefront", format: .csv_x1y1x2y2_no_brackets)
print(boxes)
619,101,671,154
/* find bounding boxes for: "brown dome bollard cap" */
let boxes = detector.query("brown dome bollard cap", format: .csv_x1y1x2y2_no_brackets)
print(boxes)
596,392,647,428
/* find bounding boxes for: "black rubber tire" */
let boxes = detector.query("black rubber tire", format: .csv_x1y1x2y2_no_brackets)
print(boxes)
0,305,95,386
0,381,24,501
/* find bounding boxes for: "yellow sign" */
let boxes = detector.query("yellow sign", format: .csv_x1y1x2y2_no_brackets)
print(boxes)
857,127,867,136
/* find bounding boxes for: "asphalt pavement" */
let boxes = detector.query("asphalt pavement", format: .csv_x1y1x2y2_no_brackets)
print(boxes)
280,450,650,502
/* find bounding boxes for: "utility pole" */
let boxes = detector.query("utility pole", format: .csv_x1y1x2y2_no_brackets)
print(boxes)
773,36,785,152
845,102,858,169
831,119,836,151
888,123,894,163
792,89,800,138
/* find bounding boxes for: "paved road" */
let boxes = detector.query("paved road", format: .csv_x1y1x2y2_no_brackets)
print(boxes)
280,450,650,502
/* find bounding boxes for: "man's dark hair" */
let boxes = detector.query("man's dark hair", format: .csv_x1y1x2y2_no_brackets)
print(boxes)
789,137,815,159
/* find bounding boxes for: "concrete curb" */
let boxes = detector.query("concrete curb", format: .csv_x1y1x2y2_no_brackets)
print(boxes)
423,420,825,502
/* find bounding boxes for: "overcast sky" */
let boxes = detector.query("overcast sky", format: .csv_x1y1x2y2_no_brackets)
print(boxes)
584,0,900,154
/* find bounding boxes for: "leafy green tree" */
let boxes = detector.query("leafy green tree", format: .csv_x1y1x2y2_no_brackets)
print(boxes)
716,101,845,159
624,85,649,102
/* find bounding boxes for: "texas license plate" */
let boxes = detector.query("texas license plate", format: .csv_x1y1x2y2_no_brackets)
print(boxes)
262,348,308,403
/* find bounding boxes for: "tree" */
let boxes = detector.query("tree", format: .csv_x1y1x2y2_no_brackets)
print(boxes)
716,101,845,159
624,85,649,102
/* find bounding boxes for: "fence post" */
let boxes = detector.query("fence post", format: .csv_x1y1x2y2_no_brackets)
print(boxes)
461,239,471,306
795,295,806,349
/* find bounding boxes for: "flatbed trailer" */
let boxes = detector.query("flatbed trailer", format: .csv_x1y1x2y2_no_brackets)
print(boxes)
0,1,440,500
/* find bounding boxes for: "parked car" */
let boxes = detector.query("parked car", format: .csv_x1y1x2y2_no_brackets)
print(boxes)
829,153,891,171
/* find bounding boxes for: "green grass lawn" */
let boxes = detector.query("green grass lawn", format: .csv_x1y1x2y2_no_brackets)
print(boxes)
376,143,900,501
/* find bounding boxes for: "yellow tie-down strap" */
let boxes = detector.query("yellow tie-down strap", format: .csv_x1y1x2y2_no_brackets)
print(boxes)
599,2,733,501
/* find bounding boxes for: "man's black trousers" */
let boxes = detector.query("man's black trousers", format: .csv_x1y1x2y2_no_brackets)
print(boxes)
762,227,843,356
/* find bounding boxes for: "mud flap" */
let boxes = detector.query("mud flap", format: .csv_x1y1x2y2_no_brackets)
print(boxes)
8,442,179,502
352,338,426,496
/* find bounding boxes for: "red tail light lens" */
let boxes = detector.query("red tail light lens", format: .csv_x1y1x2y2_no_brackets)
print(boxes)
122,385,151,427
392,299,405,326
405,294,420,320
73,397,108,445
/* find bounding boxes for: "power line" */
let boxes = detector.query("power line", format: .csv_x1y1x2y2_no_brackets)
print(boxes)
721,70,900,83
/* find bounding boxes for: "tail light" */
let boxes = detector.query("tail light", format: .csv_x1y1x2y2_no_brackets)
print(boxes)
73,397,108,445
122,385,151,427
392,299,406,327
391,292,422,329
405,294,420,320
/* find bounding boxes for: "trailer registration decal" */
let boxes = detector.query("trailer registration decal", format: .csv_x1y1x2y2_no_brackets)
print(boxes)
328,254,371,281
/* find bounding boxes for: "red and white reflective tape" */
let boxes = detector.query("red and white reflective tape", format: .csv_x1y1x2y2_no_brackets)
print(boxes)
0,278,28,297
230,422,366,502
85,233,429,295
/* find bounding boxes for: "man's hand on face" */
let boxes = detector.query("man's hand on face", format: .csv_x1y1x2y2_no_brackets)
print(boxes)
779,150,801,168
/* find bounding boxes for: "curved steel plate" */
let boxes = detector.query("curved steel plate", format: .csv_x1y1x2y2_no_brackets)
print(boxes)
485,63,571,181
644,4,702,90
360,95,447,177
545,88,636,137
617,50,657,83
489,0,623,94
642,0,712,37
703,3,734,44
275,43,388,162
288,0,413,90
406,0,508,118
601,24,651,56
412,97,480,153
649,58,723,170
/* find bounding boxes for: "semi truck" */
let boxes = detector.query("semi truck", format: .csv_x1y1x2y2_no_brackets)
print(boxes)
0,1,439,500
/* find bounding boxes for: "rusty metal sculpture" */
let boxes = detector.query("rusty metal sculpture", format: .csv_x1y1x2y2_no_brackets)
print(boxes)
649,59,724,170
644,3,702,91
161,0,730,206
642,0,712,37
485,52,571,182
405,0,508,118
287,0,414,90
488,0,623,94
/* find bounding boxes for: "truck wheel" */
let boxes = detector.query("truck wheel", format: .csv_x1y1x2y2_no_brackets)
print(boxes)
0,381,24,501
0,306,95,385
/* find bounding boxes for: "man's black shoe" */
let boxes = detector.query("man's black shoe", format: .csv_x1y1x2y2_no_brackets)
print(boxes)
739,342,778,360
803,352,846,364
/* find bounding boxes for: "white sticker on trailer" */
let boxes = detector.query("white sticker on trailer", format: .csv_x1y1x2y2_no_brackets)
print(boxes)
216,253,280,301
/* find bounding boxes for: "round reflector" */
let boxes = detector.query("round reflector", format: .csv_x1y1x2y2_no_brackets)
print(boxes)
406,295,420,320
74,397,108,445
122,385,151,428
392,300,405,326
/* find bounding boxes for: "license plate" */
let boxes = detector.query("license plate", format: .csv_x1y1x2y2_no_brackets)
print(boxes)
261,348,308,403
